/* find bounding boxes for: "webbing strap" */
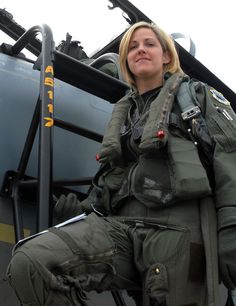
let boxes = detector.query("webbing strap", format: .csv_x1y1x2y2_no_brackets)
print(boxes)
200,197,220,306
169,112,182,129
177,81,201,120
177,81,214,167
49,227,79,254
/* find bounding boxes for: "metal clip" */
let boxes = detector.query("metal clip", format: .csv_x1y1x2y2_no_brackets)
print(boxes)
181,106,201,121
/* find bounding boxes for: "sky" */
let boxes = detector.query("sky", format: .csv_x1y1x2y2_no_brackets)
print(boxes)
0,0,235,94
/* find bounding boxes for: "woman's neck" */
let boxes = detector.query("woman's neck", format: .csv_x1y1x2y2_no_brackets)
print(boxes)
135,75,164,95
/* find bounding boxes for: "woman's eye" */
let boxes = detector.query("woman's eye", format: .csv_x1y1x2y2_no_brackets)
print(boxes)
129,45,137,50
146,42,155,47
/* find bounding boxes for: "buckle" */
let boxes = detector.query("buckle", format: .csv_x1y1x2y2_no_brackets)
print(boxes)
181,106,201,120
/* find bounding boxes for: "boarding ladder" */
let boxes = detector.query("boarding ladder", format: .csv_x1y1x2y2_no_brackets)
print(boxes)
1,24,130,306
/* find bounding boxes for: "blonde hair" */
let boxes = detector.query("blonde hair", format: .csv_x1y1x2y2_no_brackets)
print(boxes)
119,21,183,87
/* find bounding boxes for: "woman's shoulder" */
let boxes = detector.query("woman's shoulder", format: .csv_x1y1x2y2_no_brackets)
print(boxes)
187,79,233,115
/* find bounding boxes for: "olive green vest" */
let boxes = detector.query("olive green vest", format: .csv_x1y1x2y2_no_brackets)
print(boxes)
96,73,212,213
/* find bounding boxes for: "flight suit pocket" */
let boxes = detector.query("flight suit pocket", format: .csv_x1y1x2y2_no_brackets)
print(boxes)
141,223,191,306
208,112,236,152
144,262,168,304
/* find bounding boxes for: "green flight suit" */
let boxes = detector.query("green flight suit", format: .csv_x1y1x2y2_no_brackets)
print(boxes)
6,74,236,306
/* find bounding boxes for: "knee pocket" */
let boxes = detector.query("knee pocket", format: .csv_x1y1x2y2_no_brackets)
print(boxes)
144,262,168,304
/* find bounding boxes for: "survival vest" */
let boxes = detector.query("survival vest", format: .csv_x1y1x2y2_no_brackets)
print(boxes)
93,73,215,213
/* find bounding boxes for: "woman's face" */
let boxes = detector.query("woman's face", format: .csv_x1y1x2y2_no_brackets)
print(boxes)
127,27,170,82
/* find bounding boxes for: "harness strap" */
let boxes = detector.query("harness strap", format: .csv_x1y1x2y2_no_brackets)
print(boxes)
199,197,220,306
49,227,80,254
177,80,214,167
177,81,201,120
169,112,183,129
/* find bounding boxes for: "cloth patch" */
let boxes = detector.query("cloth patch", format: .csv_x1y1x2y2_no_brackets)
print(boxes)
188,243,206,282
210,88,230,106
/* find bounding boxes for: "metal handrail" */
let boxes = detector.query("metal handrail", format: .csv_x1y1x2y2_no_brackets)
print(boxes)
8,24,128,306
10,24,55,238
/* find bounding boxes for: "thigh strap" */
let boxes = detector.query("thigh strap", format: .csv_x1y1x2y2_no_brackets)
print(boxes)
49,227,79,254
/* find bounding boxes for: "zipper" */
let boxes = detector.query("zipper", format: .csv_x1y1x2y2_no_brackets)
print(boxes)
142,90,158,113
128,93,156,144
127,135,139,159
124,93,159,196
125,219,187,232
127,162,138,197
55,249,116,274
130,90,157,126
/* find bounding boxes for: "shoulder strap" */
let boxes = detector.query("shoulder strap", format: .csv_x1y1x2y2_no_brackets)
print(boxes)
176,80,215,188
177,81,201,120
177,80,214,148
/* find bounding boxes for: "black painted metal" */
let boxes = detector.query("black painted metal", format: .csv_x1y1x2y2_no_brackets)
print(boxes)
53,50,129,103
9,24,55,234
54,118,103,143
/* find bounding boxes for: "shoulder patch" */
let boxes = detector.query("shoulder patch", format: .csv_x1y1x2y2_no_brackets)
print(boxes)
209,88,230,106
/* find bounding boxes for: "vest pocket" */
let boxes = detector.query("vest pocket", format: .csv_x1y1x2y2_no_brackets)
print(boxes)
168,134,212,200
132,134,211,207
103,166,127,191
132,150,175,207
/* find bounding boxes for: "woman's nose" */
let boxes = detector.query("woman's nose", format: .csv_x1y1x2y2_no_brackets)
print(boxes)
137,45,146,53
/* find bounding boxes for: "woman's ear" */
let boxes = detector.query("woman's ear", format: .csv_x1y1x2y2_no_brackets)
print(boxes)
163,51,171,65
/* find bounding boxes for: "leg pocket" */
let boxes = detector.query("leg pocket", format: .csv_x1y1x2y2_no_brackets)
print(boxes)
141,225,191,305
144,262,168,304
143,225,190,266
